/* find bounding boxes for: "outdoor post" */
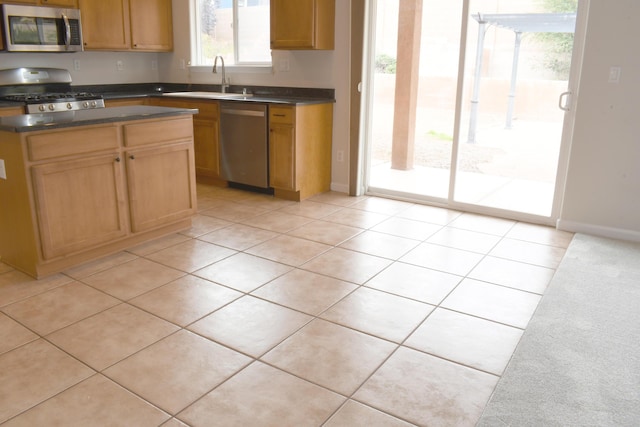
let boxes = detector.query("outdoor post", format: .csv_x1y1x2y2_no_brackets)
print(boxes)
468,15,486,144
391,0,423,170
506,31,523,129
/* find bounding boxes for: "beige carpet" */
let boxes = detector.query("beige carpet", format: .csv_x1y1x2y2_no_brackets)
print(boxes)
478,233,640,426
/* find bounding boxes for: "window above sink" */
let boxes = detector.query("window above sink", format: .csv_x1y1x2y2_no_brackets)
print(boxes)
192,0,272,68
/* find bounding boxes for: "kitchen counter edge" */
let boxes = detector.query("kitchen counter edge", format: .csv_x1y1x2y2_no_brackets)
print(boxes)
103,92,335,106
0,106,198,133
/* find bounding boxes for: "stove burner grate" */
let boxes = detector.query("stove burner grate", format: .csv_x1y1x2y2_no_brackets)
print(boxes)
1,92,103,103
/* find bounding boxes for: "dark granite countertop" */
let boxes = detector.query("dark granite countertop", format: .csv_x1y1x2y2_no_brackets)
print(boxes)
0,106,197,133
158,93,334,105
78,83,336,106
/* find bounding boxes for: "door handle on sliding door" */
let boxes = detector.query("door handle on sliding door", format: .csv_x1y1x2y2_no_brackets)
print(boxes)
558,91,571,111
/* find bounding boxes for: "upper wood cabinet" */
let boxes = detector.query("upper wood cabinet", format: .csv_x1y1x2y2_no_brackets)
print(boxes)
129,0,173,51
41,0,78,6
79,0,172,51
79,0,130,50
0,0,78,6
270,0,335,50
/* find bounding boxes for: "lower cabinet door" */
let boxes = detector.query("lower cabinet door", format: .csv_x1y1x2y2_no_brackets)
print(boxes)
269,124,296,190
126,141,197,233
31,153,128,260
193,118,220,178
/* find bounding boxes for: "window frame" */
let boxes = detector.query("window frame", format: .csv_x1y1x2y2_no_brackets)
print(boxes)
191,0,272,72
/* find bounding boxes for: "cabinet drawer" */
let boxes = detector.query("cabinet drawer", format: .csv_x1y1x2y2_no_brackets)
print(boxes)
153,98,218,119
0,106,24,117
269,106,294,125
124,116,194,147
27,125,120,162
190,101,218,119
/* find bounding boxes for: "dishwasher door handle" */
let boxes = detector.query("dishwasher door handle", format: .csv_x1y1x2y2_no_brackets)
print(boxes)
221,108,266,117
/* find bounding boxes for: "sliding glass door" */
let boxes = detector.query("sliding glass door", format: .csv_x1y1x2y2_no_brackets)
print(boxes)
366,0,462,200
362,0,582,221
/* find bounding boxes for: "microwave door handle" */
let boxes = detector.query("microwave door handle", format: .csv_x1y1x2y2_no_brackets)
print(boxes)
62,13,71,49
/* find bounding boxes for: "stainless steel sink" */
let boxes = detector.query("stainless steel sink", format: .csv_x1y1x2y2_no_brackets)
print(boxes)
162,91,253,100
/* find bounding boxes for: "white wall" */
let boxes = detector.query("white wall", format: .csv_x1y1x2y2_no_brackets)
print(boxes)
558,0,640,241
0,51,161,85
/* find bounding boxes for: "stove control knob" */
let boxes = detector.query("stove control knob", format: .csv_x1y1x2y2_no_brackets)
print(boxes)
38,105,46,112
67,103,73,110
90,101,97,108
82,101,89,109
48,104,56,111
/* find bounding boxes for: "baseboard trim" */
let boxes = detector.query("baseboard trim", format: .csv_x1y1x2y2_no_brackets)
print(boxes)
330,182,349,193
556,219,640,243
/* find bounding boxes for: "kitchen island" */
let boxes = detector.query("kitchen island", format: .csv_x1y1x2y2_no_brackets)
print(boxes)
0,106,198,278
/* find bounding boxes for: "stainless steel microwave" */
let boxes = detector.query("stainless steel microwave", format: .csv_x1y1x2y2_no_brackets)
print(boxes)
1,4,83,52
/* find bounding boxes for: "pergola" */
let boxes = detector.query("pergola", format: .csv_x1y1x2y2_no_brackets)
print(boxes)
467,12,577,143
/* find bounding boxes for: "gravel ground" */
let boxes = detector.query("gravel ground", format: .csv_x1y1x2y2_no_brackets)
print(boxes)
372,133,503,173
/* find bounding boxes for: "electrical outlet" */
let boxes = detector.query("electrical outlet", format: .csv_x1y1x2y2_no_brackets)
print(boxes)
179,59,186,70
337,150,344,162
116,60,124,71
151,60,158,70
608,66,621,83
73,59,80,71
279,58,290,72
0,159,7,180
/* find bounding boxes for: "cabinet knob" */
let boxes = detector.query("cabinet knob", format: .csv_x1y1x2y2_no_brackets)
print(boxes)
115,157,121,162
129,155,135,160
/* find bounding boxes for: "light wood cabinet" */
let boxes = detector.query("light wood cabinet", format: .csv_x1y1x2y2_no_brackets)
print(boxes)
269,103,333,200
79,0,130,50
151,98,222,182
126,141,195,232
270,0,335,50
42,0,78,6
0,114,196,278
129,0,173,51
0,105,24,117
79,0,172,51
269,107,296,191
104,98,147,108
0,0,78,5
123,117,197,231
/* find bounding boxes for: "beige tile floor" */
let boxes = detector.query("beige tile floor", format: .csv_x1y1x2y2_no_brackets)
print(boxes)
0,184,574,427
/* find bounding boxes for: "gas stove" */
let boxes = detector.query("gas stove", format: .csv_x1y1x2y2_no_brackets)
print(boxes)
0,67,105,113
3,92,105,113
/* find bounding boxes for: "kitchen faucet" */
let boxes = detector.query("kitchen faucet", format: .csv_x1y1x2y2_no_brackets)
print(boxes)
212,55,228,93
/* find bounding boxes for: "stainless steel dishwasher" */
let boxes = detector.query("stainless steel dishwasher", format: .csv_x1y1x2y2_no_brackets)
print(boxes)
219,102,269,189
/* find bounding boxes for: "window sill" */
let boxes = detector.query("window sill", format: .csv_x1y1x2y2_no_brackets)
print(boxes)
189,65,273,74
